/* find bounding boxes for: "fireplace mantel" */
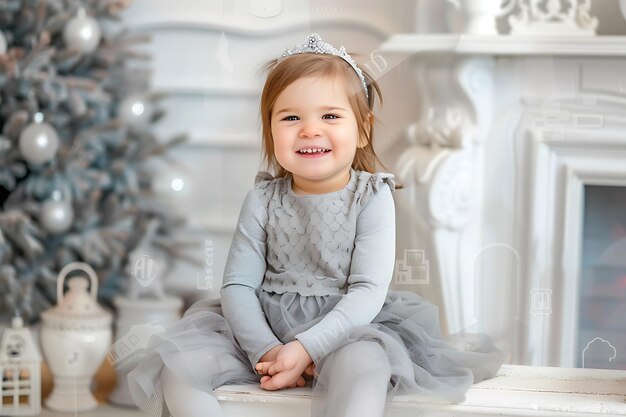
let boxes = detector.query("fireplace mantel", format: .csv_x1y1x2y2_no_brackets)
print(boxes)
381,35,626,367
382,34,626,56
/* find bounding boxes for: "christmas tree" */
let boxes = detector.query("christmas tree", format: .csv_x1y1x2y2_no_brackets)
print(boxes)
0,0,187,321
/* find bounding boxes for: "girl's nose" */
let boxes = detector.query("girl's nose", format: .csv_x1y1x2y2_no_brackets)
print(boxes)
299,121,321,138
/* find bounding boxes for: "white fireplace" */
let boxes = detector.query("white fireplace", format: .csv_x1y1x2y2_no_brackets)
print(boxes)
381,34,626,368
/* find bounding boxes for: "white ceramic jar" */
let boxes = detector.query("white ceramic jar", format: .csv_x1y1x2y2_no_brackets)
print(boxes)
447,0,516,34
40,262,112,412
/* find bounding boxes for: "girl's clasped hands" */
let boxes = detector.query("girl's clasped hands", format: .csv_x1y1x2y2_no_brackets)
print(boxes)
255,340,316,390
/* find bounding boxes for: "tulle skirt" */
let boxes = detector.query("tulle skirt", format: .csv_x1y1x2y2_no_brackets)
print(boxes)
127,289,504,417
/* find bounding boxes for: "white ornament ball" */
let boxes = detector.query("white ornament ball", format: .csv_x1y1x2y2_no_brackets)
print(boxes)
40,200,74,234
19,121,60,165
63,12,101,54
119,95,153,128
0,31,7,55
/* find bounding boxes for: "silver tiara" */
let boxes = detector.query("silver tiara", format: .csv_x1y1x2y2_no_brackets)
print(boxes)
277,33,368,99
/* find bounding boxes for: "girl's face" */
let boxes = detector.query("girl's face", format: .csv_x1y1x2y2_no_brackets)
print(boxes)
271,75,367,193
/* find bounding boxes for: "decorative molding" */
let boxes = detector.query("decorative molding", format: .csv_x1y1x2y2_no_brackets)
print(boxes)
381,34,626,56
509,0,598,36
395,56,496,334
154,78,258,97
514,67,626,366
385,33,626,366
522,97,626,366
515,63,626,366
126,15,391,40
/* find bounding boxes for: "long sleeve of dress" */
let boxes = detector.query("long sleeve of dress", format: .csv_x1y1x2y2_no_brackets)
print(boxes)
220,189,283,369
295,184,396,364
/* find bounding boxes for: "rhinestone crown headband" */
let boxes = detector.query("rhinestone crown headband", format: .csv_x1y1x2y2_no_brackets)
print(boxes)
277,33,369,99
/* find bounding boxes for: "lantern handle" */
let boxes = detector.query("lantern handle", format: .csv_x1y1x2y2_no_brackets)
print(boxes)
57,262,98,304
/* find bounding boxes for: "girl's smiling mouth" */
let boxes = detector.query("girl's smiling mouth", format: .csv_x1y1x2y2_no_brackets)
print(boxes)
296,149,332,158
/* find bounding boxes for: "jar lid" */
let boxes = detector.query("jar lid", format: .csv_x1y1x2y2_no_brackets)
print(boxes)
42,263,112,327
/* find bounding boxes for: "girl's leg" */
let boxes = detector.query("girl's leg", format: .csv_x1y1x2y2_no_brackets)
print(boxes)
161,367,225,417
316,340,391,417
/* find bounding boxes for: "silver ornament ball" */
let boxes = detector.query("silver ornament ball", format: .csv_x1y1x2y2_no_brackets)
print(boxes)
119,94,153,128
63,12,101,54
19,121,60,165
40,200,74,234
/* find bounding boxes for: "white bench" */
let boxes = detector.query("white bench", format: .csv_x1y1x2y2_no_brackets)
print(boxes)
38,364,626,416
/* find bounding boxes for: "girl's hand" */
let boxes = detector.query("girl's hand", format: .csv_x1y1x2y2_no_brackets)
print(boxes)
256,344,305,389
257,344,283,368
256,340,313,391
303,363,316,377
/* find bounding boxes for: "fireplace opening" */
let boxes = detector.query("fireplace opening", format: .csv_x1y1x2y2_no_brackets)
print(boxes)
577,185,626,370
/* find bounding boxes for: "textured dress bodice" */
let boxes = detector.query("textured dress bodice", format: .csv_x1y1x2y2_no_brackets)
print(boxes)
254,168,395,296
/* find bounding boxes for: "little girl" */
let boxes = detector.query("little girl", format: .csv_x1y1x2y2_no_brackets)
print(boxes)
128,33,504,417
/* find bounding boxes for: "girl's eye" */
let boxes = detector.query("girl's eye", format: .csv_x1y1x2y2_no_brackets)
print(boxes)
323,114,340,120
282,115,299,121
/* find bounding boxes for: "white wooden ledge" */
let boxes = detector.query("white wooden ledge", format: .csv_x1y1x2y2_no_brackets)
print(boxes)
37,365,626,416
214,365,626,417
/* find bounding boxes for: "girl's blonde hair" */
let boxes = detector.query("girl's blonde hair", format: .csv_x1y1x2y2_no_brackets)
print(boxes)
258,52,402,188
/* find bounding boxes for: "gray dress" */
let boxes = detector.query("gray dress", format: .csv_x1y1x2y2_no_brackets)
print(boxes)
127,168,504,417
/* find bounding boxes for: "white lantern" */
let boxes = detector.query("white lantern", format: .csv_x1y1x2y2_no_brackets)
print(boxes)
0,316,42,416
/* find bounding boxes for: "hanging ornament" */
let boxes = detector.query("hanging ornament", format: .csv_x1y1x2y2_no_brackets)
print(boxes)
0,31,7,55
18,112,59,166
40,190,74,234
62,8,101,54
119,94,153,129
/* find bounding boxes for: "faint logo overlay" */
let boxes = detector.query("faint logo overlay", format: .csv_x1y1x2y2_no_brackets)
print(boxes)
132,254,159,288
58,330,89,370
217,31,234,74
310,0,356,13
107,322,166,369
581,337,617,369
532,99,605,142
362,49,388,80
529,288,552,316
316,316,349,354
197,239,214,291
395,249,430,285
249,0,282,17
205,0,224,14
